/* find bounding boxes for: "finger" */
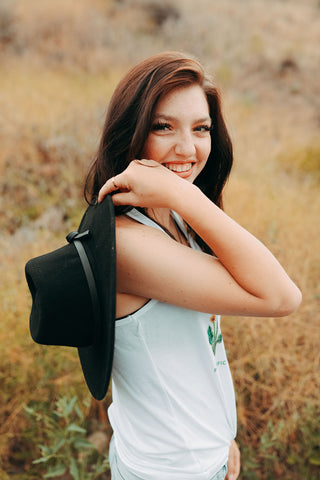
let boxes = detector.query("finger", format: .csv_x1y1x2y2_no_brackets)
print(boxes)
134,159,160,168
228,459,240,479
111,193,129,206
98,176,119,203
111,191,139,207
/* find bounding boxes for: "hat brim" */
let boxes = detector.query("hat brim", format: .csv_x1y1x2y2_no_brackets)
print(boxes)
75,196,116,400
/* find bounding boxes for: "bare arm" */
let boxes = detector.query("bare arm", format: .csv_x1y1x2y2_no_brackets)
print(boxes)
225,440,240,480
99,160,302,317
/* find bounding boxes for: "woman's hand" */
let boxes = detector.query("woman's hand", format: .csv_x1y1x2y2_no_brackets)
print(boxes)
98,159,190,208
225,440,240,480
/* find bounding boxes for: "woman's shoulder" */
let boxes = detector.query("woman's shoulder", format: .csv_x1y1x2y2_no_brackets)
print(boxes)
116,213,150,231
115,212,166,237
115,214,170,259
115,214,138,229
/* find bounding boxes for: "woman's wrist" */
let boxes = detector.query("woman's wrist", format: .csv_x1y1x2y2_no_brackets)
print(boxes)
170,181,205,216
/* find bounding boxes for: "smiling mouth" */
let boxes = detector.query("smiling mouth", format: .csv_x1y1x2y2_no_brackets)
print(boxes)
164,162,193,173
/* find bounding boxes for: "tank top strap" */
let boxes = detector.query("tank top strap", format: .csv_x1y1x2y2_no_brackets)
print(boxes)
171,210,188,239
172,210,201,251
125,208,167,234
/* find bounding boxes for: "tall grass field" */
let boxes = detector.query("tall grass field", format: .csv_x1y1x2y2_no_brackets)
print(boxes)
0,0,319,478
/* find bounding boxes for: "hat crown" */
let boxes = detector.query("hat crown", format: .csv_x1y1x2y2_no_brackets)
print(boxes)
26,241,96,347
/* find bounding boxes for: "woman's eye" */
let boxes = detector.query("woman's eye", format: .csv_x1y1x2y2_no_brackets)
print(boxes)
151,122,171,131
195,125,211,133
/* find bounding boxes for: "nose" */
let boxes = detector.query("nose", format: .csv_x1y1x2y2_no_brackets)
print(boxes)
174,131,196,157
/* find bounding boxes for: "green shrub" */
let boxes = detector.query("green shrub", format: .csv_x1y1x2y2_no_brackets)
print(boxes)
237,404,320,480
24,396,109,480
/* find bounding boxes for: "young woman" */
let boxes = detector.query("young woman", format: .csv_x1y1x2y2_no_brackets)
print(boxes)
86,52,301,480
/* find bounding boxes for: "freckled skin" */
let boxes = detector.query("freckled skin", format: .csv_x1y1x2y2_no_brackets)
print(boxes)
142,85,212,184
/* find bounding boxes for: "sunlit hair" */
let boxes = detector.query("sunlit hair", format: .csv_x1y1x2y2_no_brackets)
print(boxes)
84,52,233,252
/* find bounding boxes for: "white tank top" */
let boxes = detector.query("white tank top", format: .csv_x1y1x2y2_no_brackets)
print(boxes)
108,209,237,480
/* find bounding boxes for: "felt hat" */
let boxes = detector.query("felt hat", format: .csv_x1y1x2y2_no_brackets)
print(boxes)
25,196,116,400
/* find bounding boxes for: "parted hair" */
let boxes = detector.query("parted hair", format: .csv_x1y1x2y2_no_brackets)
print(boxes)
84,52,233,252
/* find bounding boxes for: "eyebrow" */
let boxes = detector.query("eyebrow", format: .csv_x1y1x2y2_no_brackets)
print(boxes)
153,114,212,124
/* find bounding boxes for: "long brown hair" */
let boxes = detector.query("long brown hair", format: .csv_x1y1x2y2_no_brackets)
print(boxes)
84,52,233,252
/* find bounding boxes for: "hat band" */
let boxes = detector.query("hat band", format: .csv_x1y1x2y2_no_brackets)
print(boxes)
67,231,100,341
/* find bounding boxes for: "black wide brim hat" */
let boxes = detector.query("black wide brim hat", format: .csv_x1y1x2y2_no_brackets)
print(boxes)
25,196,116,401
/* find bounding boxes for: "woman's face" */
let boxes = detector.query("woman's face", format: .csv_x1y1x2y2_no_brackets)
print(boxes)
142,84,212,183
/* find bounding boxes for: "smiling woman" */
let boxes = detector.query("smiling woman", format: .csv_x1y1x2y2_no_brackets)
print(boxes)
85,52,301,480
141,85,212,182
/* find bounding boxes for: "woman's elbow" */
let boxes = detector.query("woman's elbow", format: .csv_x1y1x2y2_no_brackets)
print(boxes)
272,285,302,317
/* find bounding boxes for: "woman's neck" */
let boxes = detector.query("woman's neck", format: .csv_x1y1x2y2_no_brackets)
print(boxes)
146,207,171,231
146,207,189,246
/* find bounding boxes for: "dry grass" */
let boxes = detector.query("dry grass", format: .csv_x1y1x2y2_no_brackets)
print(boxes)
1,0,319,478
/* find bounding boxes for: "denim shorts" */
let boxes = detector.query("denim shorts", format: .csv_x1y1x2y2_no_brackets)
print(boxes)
109,437,227,480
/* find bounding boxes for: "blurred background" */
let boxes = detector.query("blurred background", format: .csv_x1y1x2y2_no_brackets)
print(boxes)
0,0,319,478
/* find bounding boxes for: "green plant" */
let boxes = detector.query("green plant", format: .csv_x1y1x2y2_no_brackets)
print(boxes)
24,396,109,480
236,404,320,480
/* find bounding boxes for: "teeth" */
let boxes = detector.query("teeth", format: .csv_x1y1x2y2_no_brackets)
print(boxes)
165,163,192,172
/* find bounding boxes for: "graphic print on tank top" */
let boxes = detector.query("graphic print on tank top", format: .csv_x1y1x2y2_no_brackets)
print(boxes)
207,314,223,355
